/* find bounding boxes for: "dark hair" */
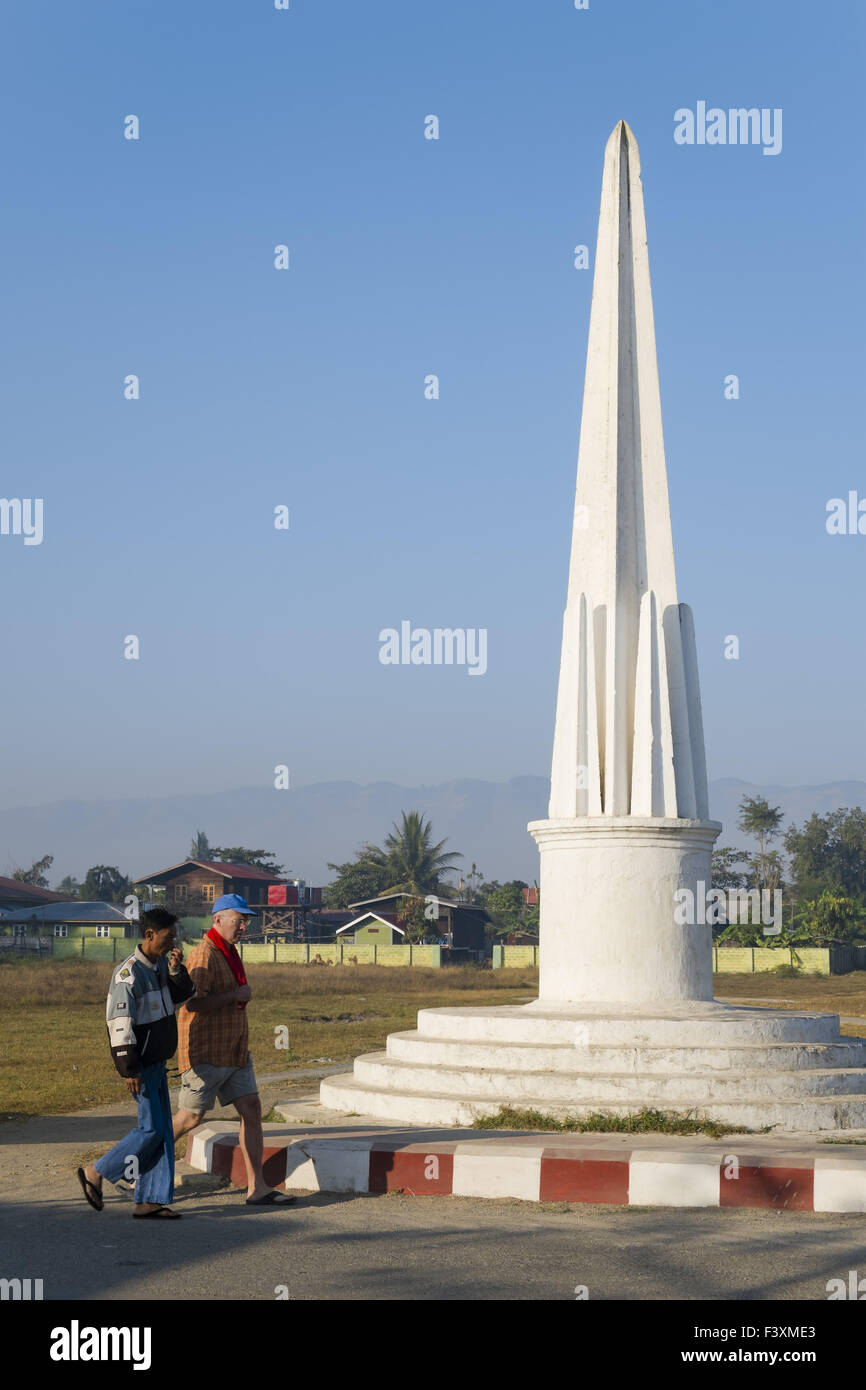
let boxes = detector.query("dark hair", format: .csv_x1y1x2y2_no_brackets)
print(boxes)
141,907,179,934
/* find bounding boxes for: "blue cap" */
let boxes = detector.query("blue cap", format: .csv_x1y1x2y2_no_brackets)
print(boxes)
212,893,258,916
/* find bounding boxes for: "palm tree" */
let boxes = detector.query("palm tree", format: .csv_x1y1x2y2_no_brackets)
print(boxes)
371,811,462,897
189,830,212,861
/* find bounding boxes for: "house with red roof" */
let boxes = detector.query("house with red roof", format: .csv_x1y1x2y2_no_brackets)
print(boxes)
132,858,286,915
0,876,69,912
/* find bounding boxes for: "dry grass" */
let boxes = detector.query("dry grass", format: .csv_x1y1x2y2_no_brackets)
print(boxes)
0,959,538,1119
715,970,866,1018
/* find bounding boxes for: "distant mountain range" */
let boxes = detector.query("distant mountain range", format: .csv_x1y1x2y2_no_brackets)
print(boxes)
2,777,865,892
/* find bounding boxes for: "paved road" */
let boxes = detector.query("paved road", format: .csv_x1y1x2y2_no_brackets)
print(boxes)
2,1097,864,1302
3,1180,865,1301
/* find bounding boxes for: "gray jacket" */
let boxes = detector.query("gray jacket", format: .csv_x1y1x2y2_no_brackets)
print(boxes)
106,946,195,1077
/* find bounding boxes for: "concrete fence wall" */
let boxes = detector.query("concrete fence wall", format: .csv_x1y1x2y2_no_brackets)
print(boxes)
45,939,442,967
45,938,866,975
492,945,538,968
714,945,866,975
237,942,442,967
492,944,864,975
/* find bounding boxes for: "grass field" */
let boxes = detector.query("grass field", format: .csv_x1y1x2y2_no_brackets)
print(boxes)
4,960,866,1121
0,959,538,1119
714,971,866,1030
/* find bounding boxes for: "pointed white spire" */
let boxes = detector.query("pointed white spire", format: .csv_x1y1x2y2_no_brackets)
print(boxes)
549,121,709,821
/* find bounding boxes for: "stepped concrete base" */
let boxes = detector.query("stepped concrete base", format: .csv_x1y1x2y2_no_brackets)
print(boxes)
318,1000,866,1132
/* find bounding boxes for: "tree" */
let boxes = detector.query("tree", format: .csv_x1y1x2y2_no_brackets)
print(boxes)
793,891,866,947
784,808,866,905
323,853,389,910
456,862,488,904
395,895,433,944
80,866,131,904
711,848,751,890
377,811,462,896
55,875,80,898
12,855,54,888
210,847,285,875
737,795,784,893
189,830,212,861
715,918,765,948
323,813,461,908
485,880,539,939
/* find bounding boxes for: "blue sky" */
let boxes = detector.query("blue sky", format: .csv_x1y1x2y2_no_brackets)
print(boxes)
0,0,863,810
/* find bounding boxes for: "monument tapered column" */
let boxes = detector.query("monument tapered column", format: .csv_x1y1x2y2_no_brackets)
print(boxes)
321,121,866,1132
528,121,721,1004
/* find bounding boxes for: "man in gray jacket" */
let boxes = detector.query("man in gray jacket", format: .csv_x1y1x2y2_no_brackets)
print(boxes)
77,908,195,1219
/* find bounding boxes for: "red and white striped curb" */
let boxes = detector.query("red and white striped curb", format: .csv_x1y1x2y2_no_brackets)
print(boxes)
186,1125,866,1211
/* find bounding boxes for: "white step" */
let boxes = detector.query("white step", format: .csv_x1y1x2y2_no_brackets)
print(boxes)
320,1073,866,1133
415,1004,844,1046
354,1052,866,1103
386,1031,866,1075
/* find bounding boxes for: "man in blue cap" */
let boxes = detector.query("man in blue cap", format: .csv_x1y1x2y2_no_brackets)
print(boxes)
172,894,294,1206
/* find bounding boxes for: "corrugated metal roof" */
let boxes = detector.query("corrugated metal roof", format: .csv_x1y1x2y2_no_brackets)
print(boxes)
0,900,128,923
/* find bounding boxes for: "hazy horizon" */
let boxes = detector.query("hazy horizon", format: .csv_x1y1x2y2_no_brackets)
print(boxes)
3,773,863,892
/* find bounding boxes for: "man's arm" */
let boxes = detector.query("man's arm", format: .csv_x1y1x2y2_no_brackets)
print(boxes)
183,950,249,1012
185,984,249,1012
106,968,141,1078
167,962,196,1006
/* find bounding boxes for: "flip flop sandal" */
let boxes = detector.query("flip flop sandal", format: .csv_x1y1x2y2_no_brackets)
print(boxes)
133,1206,182,1219
245,1191,296,1207
77,1167,103,1212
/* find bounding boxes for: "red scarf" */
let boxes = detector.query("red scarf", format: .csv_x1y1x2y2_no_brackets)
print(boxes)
207,927,248,1009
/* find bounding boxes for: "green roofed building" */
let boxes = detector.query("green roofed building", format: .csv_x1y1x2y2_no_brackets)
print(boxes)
336,912,407,945
0,900,134,956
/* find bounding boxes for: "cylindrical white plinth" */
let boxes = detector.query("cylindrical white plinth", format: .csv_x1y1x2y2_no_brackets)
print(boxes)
527,817,722,1005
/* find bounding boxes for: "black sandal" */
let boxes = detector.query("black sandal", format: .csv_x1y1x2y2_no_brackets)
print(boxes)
133,1206,182,1219
76,1167,103,1212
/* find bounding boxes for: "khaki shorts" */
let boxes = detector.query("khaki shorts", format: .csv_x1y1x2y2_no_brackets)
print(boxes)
176,1056,258,1114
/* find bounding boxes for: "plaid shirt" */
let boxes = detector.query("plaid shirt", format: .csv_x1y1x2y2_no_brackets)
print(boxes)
177,935,249,1072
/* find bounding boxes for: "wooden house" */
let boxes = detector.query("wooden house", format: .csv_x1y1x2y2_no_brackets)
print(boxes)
132,859,286,916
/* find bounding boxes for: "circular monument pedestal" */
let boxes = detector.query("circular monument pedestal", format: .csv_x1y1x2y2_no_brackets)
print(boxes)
319,1000,866,1131
527,817,721,1004
320,820,866,1132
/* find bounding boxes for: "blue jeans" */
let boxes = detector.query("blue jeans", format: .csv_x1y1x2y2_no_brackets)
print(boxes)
95,1061,175,1205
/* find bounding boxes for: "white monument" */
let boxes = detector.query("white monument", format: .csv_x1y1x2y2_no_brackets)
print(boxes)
321,121,866,1130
